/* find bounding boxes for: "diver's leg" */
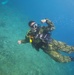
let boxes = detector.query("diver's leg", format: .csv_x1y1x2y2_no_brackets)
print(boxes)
51,39,74,53
46,50,71,63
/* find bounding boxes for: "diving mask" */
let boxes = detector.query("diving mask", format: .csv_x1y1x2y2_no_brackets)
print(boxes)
30,22,38,29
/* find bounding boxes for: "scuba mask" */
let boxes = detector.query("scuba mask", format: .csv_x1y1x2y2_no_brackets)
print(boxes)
30,23,38,29
30,23,38,32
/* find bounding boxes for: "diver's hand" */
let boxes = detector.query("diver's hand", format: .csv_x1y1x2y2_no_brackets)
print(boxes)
41,19,46,23
18,40,22,44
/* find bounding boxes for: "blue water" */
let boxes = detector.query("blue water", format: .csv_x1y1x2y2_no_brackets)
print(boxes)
0,0,74,75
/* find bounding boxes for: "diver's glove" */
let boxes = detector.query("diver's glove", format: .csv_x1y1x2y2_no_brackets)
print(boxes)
41,18,51,23
41,19,47,23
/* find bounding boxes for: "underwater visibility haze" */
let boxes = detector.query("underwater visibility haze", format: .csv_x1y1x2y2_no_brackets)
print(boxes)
0,0,74,75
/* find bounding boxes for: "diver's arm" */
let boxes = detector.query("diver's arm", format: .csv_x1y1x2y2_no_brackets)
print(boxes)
46,18,55,30
41,18,55,31
18,30,33,44
18,36,29,44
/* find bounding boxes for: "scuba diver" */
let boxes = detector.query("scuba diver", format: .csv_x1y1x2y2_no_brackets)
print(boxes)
18,18,74,63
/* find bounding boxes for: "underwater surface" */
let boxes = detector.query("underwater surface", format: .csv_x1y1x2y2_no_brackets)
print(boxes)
0,0,74,75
